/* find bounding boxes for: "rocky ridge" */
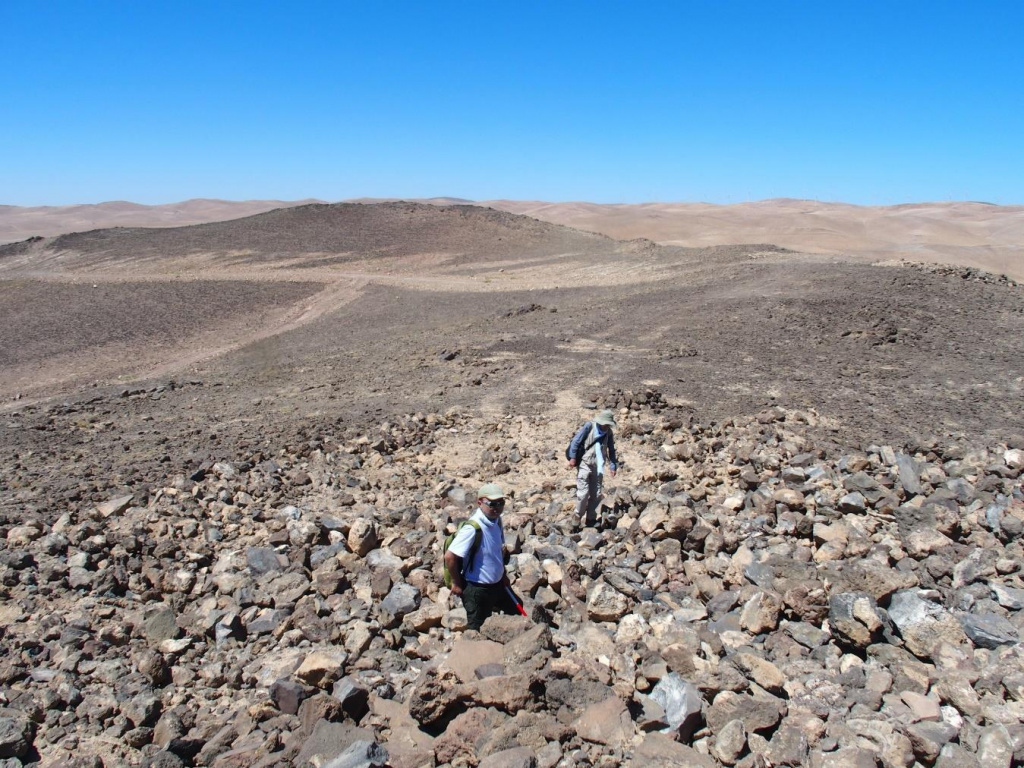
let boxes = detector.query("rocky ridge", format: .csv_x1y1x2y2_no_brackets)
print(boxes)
2,392,1024,767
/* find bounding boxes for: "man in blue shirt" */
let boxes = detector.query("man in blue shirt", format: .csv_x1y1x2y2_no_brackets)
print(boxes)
445,482,521,630
567,409,619,529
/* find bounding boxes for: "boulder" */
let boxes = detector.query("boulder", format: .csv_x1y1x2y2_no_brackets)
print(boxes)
633,732,718,767
0,709,34,759
829,593,885,649
888,590,969,658
379,582,421,627
295,649,348,688
347,519,379,557
586,582,629,622
739,591,782,634
706,691,785,735
574,696,634,748
478,747,537,768
960,612,1019,648
445,638,505,684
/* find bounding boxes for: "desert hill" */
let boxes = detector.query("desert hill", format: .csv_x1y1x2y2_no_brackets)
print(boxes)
0,201,1022,767
3,197,1022,281
0,202,615,274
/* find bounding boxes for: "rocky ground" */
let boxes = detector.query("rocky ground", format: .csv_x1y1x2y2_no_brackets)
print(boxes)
1,203,1023,767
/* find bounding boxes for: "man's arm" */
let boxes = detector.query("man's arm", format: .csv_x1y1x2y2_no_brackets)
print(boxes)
444,550,466,596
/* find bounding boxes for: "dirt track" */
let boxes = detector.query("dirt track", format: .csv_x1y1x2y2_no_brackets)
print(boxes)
1,203,1022,522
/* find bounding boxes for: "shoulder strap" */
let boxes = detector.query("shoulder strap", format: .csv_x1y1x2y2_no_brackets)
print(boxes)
463,519,483,572
582,422,603,453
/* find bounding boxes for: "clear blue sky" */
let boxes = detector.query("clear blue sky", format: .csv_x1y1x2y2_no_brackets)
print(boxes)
2,1,1022,206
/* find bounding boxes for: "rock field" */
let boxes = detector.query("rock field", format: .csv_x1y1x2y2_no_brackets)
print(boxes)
1,203,1023,767
1,390,1023,767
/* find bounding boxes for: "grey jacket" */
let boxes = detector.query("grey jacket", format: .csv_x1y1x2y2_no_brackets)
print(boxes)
568,421,618,470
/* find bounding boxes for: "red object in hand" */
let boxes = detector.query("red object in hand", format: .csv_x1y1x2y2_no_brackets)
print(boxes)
505,586,528,617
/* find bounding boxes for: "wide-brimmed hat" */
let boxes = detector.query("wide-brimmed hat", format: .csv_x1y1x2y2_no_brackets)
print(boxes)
477,482,505,500
594,409,617,427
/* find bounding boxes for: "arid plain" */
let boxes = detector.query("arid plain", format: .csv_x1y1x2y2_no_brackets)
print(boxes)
0,200,1022,767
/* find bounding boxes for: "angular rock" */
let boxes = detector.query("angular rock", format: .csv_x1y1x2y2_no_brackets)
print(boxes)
712,718,747,764
296,649,348,688
0,709,34,759
379,582,420,627
332,676,370,721
706,691,784,735
478,747,537,768
960,612,1019,648
896,454,924,496
574,696,634,748
906,721,958,763
829,593,885,649
407,667,470,728
347,519,379,558
888,590,969,658
633,732,718,767
296,721,378,767
144,608,181,646
739,591,782,634
320,740,388,768
734,652,786,694
471,674,538,713
445,638,505,684
586,582,629,622
247,547,287,575
433,708,507,765
765,724,810,767
270,679,312,715
382,726,434,768
991,582,1024,610
906,526,954,558
837,492,867,513
97,494,134,518
976,725,1014,768
649,672,703,740
812,746,879,768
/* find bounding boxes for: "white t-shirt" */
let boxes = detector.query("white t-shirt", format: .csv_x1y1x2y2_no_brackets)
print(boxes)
447,508,505,585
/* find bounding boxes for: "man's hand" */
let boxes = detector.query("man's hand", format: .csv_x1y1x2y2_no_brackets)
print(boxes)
568,458,577,468
445,551,465,597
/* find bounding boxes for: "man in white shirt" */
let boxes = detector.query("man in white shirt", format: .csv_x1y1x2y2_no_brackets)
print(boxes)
444,482,520,630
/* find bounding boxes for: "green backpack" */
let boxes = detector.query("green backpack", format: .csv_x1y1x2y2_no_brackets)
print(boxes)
443,519,483,588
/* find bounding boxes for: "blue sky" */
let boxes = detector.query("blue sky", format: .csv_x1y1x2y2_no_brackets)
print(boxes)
2,2,1022,206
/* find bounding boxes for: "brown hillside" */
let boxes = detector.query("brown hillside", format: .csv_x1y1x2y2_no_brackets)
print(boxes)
0,202,615,274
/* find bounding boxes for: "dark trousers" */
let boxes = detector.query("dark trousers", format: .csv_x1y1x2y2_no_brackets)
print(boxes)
463,581,520,630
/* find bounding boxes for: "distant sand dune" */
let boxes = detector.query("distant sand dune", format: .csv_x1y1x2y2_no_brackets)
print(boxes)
0,199,322,243
485,199,1024,280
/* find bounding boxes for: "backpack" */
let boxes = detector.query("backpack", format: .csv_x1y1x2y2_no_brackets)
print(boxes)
443,519,483,588
565,422,601,462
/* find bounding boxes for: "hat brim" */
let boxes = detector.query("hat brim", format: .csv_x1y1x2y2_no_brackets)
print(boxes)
477,483,506,499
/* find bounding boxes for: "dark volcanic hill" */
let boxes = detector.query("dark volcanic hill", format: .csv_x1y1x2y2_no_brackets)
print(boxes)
0,202,616,272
